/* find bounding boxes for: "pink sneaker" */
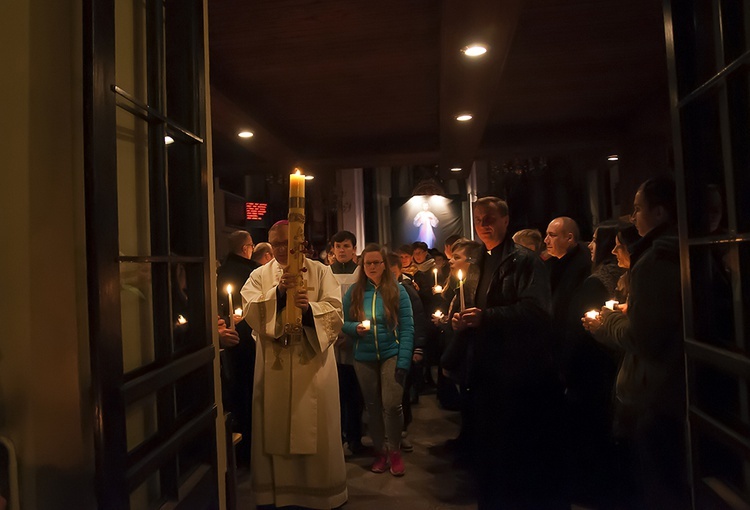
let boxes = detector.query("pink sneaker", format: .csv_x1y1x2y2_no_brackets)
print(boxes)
371,451,388,473
389,450,405,476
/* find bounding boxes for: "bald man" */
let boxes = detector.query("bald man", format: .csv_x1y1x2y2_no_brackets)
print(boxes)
544,217,591,327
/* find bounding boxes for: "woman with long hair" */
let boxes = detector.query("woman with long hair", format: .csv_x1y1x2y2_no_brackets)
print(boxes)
341,244,414,476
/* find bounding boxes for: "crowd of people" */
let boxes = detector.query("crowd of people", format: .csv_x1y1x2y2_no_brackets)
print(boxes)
213,175,688,510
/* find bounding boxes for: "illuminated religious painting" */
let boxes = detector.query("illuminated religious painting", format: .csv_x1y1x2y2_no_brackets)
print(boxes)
391,195,463,250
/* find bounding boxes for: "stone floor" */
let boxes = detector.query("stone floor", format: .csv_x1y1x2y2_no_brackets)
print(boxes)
235,394,594,510
235,394,477,509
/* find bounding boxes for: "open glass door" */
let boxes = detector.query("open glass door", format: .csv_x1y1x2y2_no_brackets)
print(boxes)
83,0,219,508
664,1,750,508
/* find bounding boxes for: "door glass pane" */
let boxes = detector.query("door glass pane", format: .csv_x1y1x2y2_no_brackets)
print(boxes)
673,0,718,97
126,393,158,451
691,358,748,431
121,262,156,372
720,0,748,64
689,245,737,349
693,428,750,505
680,91,727,238
741,243,750,352
726,66,750,234
117,109,153,257
129,469,161,509
172,262,206,354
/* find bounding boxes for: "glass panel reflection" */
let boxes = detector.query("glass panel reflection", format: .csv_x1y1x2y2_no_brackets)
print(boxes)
129,466,161,509
125,392,158,452
120,262,156,372
689,245,737,349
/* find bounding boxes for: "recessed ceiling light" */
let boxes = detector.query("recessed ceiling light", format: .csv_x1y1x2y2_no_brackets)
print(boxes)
462,44,488,57
304,175,314,181
451,167,462,172
164,135,175,145
238,131,254,138
607,154,619,161
455,114,473,122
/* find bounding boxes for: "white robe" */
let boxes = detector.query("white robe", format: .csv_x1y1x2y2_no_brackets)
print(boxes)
241,259,347,509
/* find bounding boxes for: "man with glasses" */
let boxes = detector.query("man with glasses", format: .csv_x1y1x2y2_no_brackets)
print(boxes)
217,230,260,467
240,220,347,509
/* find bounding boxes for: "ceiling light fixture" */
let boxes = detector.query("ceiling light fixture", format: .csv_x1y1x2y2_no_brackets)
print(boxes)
164,135,175,145
607,154,619,161
238,131,254,138
455,114,473,122
462,44,488,57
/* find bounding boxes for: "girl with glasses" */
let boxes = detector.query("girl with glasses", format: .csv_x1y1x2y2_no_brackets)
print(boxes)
341,244,414,476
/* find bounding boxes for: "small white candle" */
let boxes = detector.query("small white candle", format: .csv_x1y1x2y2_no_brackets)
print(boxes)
433,310,444,319
177,315,187,325
433,267,438,286
585,310,599,320
433,284,443,294
361,320,371,330
226,284,235,330
234,307,243,317
457,269,465,311
604,300,619,310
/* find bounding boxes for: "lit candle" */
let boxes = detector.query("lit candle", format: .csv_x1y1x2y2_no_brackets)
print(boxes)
433,284,443,294
290,168,305,197
234,307,243,317
433,267,438,286
433,310,444,319
604,300,619,310
226,284,235,330
585,310,599,320
458,269,465,311
177,315,187,325
361,320,371,331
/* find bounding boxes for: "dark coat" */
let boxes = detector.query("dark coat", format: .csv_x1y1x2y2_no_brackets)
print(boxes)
601,224,684,416
460,238,567,506
546,242,592,328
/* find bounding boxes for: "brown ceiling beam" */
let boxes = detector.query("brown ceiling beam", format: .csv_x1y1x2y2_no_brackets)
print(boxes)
439,0,525,177
209,85,299,170
298,150,439,173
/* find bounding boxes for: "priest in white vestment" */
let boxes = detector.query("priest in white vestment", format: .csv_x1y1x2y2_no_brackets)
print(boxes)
241,221,347,509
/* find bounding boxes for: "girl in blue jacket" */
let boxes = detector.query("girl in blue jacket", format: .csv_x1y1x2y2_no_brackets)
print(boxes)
342,244,414,476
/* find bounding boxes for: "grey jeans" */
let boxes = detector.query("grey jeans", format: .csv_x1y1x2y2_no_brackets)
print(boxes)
354,356,404,451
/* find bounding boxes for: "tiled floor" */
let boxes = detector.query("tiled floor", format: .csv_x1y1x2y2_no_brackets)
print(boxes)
235,394,477,509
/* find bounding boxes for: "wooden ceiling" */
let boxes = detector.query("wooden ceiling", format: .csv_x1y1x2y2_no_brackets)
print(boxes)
207,0,668,180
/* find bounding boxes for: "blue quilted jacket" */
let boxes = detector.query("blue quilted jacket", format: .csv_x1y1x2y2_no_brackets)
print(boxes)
342,280,414,370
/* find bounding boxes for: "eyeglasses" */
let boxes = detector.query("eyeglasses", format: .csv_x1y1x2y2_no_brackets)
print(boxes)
364,260,383,267
244,243,254,249
270,242,288,250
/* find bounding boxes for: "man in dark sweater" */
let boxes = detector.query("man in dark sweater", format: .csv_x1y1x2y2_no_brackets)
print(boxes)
217,230,260,467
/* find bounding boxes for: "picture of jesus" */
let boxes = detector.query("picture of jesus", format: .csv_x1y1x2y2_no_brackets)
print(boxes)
413,202,439,247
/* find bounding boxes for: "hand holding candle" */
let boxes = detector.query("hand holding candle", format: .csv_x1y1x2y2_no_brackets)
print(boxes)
433,310,444,319
585,309,599,320
361,320,371,331
458,269,466,311
226,284,235,330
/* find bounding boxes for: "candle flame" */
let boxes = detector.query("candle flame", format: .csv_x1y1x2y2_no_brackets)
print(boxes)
294,168,301,175
457,269,463,281
226,284,233,293
177,315,187,325
433,268,438,274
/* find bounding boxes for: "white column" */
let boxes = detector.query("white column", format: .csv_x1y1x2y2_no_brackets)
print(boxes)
375,168,392,248
337,168,366,246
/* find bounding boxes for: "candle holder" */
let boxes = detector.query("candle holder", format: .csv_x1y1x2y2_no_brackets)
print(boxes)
585,310,599,320
361,320,371,331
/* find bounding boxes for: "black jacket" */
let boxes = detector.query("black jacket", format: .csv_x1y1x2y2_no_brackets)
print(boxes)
465,238,555,391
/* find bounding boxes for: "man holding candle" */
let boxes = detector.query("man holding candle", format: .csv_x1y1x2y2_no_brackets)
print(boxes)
453,197,566,509
241,220,347,509
216,230,261,467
